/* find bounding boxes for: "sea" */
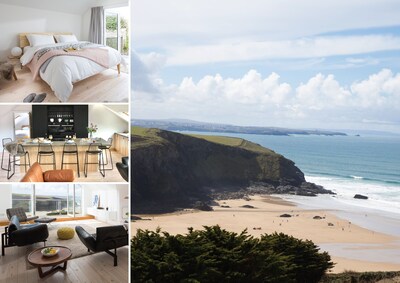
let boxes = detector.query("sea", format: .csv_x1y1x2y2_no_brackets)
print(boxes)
179,131,400,216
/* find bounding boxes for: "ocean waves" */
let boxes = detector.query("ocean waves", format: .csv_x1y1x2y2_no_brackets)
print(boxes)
306,171,400,186
305,175,400,215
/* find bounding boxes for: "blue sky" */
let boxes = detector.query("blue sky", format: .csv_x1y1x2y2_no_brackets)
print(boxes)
131,0,400,133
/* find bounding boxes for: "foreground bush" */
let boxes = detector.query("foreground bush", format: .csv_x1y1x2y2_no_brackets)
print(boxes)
131,225,333,283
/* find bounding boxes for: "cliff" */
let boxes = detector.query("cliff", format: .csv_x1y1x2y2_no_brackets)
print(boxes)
132,127,332,213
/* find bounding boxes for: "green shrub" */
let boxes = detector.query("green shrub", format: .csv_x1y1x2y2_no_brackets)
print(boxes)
131,225,333,283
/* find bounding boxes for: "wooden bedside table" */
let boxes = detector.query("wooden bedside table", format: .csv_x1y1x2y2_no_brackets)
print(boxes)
7,56,22,71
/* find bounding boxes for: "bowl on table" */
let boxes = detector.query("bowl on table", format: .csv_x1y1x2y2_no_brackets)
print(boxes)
41,247,59,257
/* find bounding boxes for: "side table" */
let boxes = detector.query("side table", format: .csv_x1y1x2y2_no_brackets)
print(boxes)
7,56,22,71
27,246,72,278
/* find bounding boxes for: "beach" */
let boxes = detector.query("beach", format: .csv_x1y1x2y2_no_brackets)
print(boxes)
132,195,400,273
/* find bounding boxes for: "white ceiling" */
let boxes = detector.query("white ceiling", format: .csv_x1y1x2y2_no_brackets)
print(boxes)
0,0,98,15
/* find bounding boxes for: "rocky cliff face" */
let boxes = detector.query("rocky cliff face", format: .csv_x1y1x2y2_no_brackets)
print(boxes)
132,127,332,213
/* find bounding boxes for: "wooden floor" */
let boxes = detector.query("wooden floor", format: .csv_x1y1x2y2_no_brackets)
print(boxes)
0,67,129,103
0,221,129,283
0,150,127,183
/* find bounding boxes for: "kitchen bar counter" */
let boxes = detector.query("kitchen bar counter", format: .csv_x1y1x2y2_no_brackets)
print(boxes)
113,133,129,156
15,138,110,173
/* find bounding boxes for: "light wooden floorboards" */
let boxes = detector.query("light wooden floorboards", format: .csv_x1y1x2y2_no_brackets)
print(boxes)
0,150,127,183
0,221,129,283
0,68,129,103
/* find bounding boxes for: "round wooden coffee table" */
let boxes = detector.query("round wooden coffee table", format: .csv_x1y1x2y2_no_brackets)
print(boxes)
27,246,72,278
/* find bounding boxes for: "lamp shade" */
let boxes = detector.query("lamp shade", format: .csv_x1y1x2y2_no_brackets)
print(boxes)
11,47,22,57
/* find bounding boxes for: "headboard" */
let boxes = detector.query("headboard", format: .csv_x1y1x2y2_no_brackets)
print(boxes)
19,32,73,48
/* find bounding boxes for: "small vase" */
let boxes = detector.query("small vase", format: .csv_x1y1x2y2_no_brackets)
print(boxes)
89,132,93,138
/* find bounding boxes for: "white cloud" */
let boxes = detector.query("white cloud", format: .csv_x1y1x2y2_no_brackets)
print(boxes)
133,0,400,48
132,63,400,132
296,74,352,110
351,69,400,108
165,35,400,66
131,51,166,99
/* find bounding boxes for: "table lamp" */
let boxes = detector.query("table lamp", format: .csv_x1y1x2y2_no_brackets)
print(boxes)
11,47,22,58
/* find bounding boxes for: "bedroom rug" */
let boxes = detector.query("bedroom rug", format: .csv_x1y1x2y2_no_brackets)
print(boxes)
24,222,98,270
23,92,47,103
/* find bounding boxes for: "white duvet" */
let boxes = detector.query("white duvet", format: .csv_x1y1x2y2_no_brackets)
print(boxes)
21,42,122,102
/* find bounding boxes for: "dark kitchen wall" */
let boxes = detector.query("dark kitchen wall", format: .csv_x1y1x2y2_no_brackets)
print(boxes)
32,105,88,138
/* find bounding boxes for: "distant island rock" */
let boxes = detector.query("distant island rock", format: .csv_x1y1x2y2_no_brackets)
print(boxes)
132,127,334,213
133,119,347,137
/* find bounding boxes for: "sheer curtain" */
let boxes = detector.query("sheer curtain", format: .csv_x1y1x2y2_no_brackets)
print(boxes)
89,6,104,44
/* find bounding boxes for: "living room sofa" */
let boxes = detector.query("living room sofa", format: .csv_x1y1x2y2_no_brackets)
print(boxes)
20,162,75,182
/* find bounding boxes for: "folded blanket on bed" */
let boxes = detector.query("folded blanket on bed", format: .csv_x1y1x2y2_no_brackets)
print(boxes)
27,42,109,80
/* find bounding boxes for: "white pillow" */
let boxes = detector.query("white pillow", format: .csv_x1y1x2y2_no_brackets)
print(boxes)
54,34,78,43
26,34,55,46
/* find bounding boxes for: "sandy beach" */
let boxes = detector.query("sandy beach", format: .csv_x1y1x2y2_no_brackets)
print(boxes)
132,195,400,273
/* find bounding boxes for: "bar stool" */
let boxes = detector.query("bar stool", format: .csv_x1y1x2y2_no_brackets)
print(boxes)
84,143,105,177
6,143,31,179
1,138,12,170
61,141,80,177
37,142,56,170
98,137,113,170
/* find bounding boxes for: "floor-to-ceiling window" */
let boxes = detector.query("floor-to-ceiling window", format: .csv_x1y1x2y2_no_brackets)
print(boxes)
10,184,82,218
105,6,129,56
35,184,68,217
11,184,34,216
67,184,82,217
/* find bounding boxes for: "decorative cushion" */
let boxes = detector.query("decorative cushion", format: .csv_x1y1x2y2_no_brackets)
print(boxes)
9,215,20,233
54,34,78,43
57,227,75,240
26,34,55,47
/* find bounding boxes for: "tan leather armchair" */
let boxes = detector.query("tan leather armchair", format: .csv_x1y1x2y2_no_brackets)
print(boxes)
20,162,75,182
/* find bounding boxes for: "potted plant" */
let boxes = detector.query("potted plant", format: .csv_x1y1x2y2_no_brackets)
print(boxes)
86,123,98,138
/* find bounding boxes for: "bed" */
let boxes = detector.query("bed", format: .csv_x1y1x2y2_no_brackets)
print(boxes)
19,32,122,102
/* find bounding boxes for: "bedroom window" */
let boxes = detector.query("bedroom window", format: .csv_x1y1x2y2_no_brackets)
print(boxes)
105,6,129,55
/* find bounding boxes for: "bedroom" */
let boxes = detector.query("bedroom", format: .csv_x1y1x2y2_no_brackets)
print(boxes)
0,0,129,103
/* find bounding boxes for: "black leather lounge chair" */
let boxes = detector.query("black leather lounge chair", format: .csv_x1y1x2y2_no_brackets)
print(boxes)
1,215,49,255
116,156,128,181
75,225,128,266
6,207,39,222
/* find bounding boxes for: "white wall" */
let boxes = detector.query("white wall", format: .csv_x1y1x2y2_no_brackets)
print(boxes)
0,184,12,219
0,3,83,61
81,9,92,42
88,104,129,140
82,184,128,224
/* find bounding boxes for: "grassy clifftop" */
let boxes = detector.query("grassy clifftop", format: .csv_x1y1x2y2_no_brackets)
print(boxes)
132,127,330,213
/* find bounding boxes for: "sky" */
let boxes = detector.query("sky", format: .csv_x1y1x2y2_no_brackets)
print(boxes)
131,0,400,133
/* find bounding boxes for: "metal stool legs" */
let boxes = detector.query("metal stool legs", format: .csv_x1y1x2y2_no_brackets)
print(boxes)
61,144,80,177
7,152,30,180
1,148,7,170
84,151,105,178
102,148,114,170
37,152,56,170
1,138,12,171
